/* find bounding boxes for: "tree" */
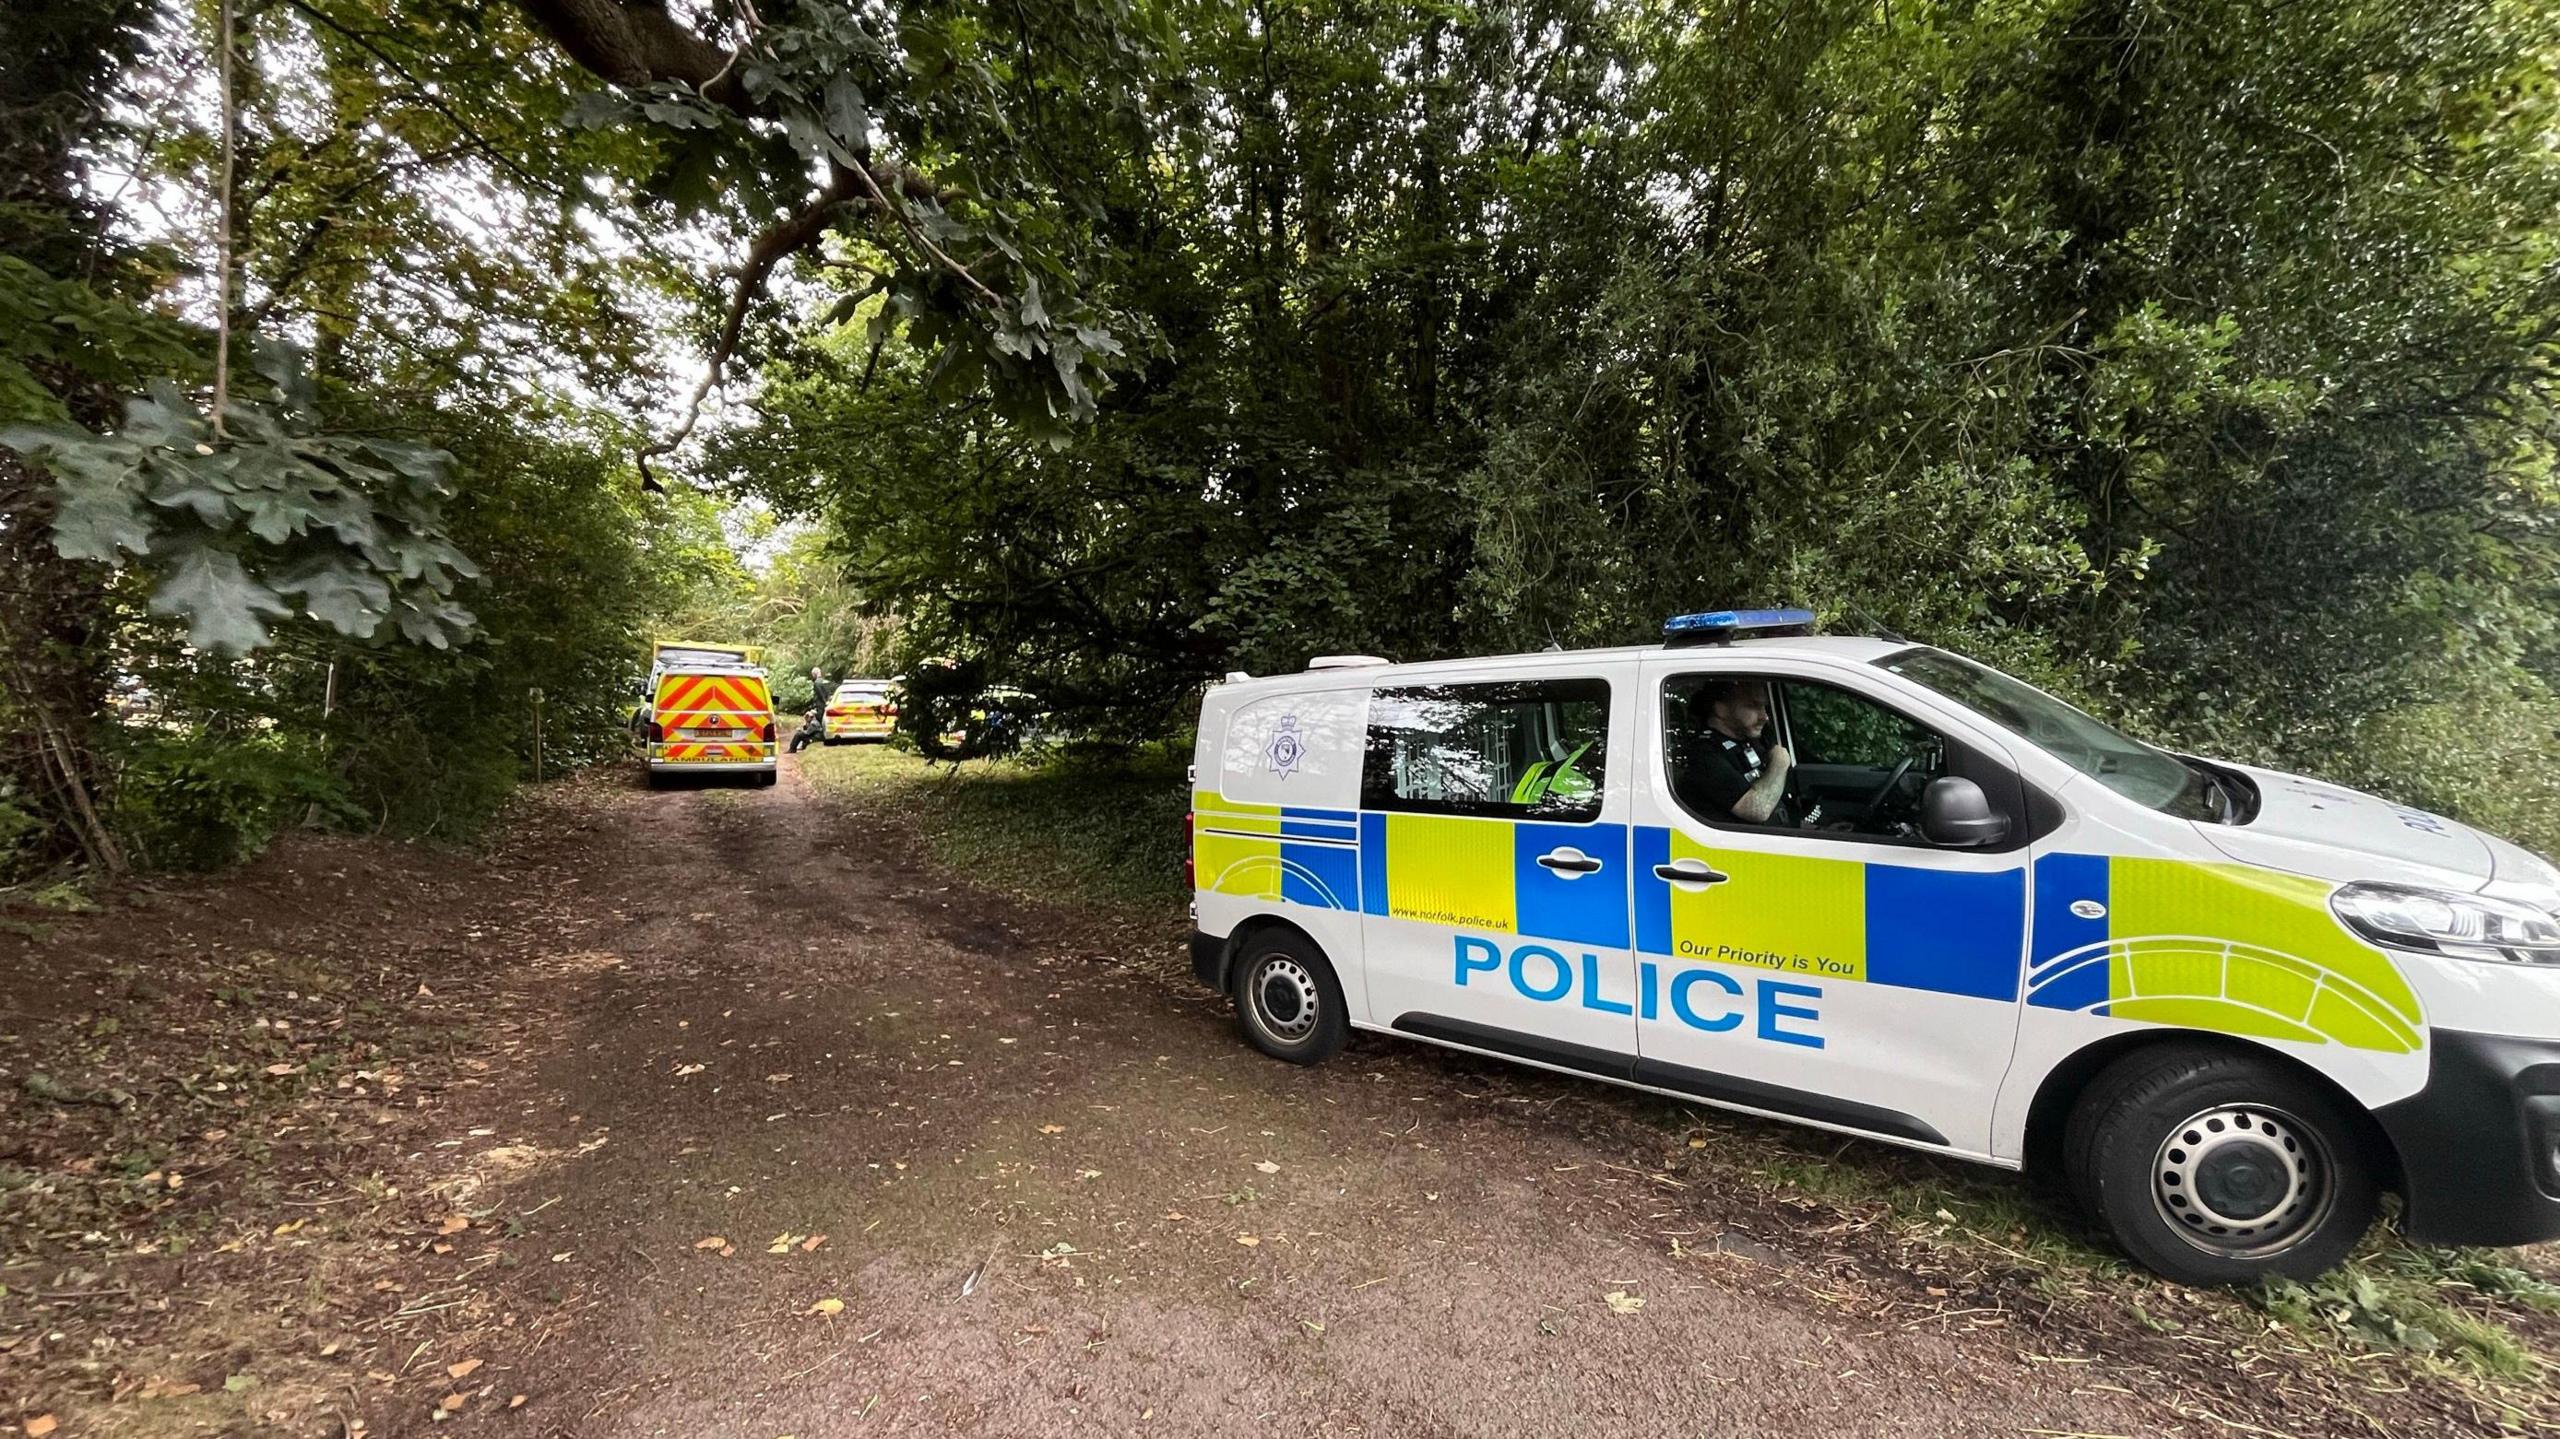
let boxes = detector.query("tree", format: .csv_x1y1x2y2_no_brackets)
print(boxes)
507,0,1167,454
716,0,2560,856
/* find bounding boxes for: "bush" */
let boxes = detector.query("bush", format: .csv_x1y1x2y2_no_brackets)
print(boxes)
112,730,354,871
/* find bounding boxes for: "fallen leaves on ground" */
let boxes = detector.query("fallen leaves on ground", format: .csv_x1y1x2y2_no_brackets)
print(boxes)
694,1235,728,1250
1254,1160,1281,1174
25,1417,58,1438
807,1298,845,1316
1037,1123,1065,1135
446,1358,482,1380
435,1214,469,1236
1604,1290,1645,1315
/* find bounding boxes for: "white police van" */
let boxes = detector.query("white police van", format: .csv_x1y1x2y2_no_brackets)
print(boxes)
1185,609,2560,1284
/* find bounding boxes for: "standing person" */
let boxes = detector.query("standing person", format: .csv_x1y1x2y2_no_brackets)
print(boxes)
796,666,829,752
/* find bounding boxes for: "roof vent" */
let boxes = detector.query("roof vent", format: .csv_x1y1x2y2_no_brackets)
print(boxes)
1306,655,1390,671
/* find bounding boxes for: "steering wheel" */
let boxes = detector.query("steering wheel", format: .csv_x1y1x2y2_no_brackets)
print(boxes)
1860,754,1921,823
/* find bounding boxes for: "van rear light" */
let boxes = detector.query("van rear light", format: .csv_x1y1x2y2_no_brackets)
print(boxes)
762,721,777,743
647,720,664,742
1183,810,1195,890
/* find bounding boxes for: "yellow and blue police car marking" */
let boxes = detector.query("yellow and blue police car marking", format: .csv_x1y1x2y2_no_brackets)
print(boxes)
1207,798,2028,1004
1631,826,2024,1000
2027,853,2423,1053
1356,813,1631,947
1195,796,1362,911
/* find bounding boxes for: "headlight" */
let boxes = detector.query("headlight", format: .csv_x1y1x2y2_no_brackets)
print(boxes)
2332,882,2560,965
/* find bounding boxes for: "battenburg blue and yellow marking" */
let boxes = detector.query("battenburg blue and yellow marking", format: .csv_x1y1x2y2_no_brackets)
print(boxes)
1632,827,2024,999
1195,795,1361,911
1197,793,2430,1055
2027,854,2422,1053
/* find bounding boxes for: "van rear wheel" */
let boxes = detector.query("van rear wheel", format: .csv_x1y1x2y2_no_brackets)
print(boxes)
2063,1044,2376,1285
1231,929,1348,1066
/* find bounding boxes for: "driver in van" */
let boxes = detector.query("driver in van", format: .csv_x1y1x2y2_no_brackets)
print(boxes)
1681,679,1821,828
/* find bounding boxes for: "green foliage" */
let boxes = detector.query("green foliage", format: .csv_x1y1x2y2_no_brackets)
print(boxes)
2257,1267,2537,1378
719,0,2560,855
740,527,901,713
254,405,720,840
0,255,199,424
555,0,1164,437
3,342,479,655
0,779,45,876
110,729,353,872
18,0,2560,875
799,742,1189,915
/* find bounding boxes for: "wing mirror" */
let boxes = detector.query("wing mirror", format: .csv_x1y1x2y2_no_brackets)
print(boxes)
1920,776,2009,847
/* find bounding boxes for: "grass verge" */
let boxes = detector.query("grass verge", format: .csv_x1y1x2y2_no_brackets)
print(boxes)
797,739,1188,922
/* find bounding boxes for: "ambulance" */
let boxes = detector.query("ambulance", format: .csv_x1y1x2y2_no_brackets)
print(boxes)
1185,609,2560,1284
643,640,777,786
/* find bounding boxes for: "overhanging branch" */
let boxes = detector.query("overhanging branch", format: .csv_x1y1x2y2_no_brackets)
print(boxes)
635,168,863,491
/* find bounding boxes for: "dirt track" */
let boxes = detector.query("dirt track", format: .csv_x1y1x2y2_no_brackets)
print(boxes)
6,758,2520,1436
433,763,2177,1439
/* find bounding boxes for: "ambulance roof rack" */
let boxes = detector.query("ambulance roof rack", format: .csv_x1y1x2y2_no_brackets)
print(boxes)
1306,655,1390,670
1661,607,1816,648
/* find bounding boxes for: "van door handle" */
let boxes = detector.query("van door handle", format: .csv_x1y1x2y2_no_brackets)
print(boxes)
1536,847,1604,877
1654,859,1729,886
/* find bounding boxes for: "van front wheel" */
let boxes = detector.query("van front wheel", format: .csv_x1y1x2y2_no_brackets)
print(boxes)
2064,1045,2377,1285
1231,930,1348,1066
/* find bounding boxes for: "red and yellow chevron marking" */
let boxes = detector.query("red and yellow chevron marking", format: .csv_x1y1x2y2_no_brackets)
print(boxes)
655,671,772,726
656,742,774,763
651,671,774,764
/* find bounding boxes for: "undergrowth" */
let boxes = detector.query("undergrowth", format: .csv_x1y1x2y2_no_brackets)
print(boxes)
799,739,1188,919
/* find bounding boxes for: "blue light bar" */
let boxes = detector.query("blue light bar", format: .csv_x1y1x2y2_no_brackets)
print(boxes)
1661,607,1816,646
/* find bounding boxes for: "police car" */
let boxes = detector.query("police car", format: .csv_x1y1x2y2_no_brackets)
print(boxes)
1184,609,2560,1284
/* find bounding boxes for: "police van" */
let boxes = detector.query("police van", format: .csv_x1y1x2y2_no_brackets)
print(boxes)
1185,609,2560,1284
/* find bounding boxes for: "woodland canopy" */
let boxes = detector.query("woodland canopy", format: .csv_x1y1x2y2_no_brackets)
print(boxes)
5,0,2559,873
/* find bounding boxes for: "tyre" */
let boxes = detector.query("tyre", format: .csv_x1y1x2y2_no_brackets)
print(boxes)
1230,928,1349,1066
758,769,779,787
2063,1043,2377,1285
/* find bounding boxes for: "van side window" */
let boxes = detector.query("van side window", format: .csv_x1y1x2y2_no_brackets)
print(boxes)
1663,674,1945,841
1362,679,1608,821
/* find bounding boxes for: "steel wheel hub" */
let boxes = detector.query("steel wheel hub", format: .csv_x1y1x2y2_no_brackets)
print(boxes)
2151,1104,2330,1255
1252,956,1319,1041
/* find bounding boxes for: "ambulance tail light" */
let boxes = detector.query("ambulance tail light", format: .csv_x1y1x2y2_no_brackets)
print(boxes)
761,720,777,743
646,720,665,743
1183,809,1195,890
